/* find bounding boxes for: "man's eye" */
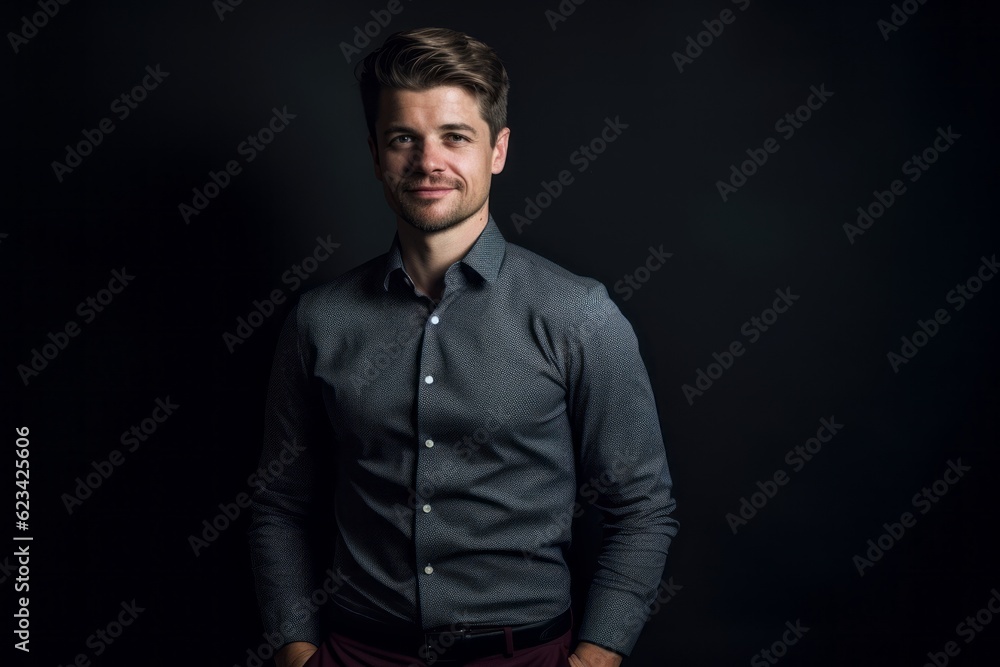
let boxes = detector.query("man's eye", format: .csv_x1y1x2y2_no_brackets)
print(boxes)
448,134,469,142
390,136,413,144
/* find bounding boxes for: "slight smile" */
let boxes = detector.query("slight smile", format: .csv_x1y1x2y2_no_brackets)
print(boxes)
407,187,455,198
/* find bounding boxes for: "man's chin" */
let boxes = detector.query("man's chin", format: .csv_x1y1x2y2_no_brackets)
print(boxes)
401,215,465,233
398,204,469,233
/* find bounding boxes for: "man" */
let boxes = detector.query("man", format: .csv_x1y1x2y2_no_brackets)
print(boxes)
249,27,678,667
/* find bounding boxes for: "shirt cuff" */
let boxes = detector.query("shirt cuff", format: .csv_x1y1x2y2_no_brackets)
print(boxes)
578,583,654,657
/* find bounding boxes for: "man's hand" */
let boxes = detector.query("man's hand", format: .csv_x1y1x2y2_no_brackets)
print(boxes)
275,641,318,667
569,641,623,667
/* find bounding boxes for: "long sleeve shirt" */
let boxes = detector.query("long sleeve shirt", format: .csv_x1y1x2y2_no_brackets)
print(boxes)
248,215,678,656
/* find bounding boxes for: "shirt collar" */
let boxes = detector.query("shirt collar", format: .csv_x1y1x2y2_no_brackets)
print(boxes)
382,214,506,291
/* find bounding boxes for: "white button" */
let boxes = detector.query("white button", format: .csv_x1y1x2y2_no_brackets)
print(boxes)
425,439,434,448
422,504,432,513
424,565,434,575
430,315,440,324
424,375,434,384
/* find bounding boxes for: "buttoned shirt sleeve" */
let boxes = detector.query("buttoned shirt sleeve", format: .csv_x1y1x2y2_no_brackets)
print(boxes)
564,283,679,656
248,302,333,648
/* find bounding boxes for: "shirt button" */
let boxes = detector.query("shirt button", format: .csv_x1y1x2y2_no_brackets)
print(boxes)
422,504,432,513
424,375,434,384
424,565,434,575
425,439,434,448
430,315,440,325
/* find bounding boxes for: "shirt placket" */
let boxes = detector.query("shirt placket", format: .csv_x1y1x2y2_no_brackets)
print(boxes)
409,267,465,626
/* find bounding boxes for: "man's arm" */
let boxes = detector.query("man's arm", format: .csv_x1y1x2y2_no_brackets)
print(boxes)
248,302,334,653
564,283,679,659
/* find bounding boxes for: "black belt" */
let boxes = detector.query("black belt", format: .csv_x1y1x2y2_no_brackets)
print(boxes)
329,606,572,664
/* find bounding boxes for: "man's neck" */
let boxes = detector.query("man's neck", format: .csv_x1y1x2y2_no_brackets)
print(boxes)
396,207,489,302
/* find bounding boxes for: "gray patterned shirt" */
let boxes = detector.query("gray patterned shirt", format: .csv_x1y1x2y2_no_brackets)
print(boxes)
249,215,678,656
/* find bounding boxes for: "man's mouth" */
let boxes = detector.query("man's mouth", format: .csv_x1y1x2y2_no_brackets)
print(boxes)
406,186,455,198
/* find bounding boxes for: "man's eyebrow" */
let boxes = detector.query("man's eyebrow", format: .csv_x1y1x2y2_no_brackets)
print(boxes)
383,124,416,137
382,123,479,136
439,123,478,135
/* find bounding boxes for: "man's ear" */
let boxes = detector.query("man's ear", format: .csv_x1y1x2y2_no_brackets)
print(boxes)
368,135,383,182
491,127,510,175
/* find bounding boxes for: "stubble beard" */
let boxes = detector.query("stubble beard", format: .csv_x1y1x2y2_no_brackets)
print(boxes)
395,181,487,233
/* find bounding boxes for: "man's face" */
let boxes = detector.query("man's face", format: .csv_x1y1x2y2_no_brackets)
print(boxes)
368,85,509,233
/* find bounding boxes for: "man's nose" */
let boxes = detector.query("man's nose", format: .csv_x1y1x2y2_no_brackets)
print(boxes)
408,140,446,174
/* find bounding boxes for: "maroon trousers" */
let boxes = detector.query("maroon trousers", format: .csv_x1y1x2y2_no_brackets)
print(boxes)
304,629,572,667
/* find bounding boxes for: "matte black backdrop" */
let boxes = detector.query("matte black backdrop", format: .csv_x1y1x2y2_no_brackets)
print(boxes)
4,0,999,665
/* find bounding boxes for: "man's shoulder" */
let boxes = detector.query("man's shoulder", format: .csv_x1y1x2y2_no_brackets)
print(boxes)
501,241,612,310
295,251,388,314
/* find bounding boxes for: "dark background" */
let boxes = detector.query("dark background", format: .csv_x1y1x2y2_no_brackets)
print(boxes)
4,0,999,665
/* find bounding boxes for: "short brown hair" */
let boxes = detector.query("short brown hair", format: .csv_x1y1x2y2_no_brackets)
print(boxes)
355,27,510,146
